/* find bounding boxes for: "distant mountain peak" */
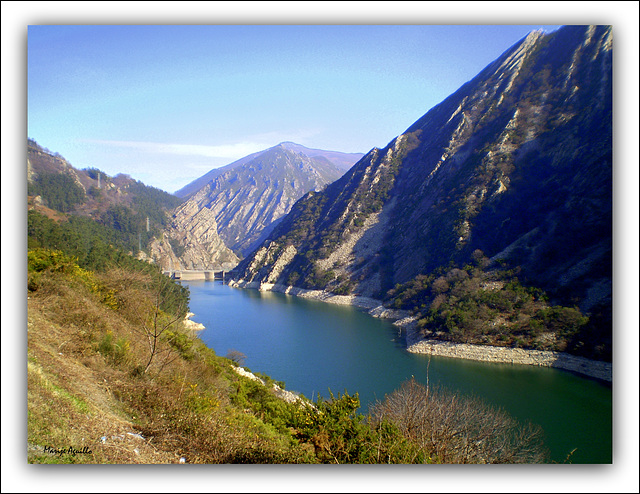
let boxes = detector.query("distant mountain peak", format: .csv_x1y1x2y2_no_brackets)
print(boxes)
168,142,364,259
175,143,363,198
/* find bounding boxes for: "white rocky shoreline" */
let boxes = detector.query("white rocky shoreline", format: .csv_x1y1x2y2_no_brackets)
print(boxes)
232,365,309,405
228,279,612,383
183,312,205,331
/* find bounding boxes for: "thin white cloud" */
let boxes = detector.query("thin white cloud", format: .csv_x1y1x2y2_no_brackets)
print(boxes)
80,129,325,162
76,129,328,193
82,139,266,160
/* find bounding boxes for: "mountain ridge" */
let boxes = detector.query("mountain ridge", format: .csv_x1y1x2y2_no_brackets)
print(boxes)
158,143,363,266
174,142,362,198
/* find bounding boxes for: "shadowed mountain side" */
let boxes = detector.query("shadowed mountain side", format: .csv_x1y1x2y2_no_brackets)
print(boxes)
231,26,612,329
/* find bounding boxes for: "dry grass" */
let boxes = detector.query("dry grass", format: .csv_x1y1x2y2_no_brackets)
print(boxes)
26,265,309,464
27,279,179,463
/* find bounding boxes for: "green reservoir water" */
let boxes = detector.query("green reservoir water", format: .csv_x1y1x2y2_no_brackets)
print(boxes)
184,280,612,463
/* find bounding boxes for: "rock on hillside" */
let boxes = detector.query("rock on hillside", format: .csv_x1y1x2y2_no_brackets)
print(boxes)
148,200,239,270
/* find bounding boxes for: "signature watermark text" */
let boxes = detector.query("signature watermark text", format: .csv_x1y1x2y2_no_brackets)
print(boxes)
43,445,93,457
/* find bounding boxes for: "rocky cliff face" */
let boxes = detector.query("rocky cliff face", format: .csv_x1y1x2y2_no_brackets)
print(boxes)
174,143,361,256
231,26,612,314
148,200,239,270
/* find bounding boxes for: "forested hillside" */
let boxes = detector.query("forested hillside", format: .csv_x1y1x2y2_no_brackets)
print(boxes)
27,138,183,258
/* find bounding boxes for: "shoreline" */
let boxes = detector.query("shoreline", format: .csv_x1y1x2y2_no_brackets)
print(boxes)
227,279,612,382
232,365,308,405
183,312,205,331
405,331,612,382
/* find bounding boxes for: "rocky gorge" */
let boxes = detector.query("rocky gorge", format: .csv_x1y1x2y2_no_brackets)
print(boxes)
148,199,239,271
149,143,362,271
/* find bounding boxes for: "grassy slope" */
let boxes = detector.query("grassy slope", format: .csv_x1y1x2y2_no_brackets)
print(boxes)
26,260,315,464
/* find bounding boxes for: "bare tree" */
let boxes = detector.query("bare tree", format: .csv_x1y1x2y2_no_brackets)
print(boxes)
139,276,187,374
113,268,188,375
369,378,547,463
225,349,246,366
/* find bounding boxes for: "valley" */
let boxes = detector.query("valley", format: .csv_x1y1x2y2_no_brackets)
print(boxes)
24,24,614,465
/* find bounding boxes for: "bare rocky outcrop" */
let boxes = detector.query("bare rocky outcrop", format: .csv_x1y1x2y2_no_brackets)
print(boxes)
183,312,205,331
315,197,396,297
148,200,239,271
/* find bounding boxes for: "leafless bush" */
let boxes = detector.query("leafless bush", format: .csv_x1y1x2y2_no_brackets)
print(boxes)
114,272,187,375
225,349,247,366
369,378,547,463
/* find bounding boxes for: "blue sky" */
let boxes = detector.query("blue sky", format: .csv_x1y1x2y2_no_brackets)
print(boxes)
27,23,564,193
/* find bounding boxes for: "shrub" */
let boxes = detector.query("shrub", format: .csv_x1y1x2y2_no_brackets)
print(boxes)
534,306,588,337
225,350,246,366
289,391,423,464
370,379,547,463
28,248,77,275
97,331,130,364
165,330,195,361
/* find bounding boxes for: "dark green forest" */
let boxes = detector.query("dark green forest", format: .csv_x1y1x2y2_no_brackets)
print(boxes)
28,171,86,212
385,251,611,362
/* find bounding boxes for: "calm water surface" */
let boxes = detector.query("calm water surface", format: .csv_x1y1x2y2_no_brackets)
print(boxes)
184,280,612,463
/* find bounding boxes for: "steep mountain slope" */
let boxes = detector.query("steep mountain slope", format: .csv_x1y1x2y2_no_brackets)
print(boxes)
231,26,612,320
173,149,267,199
147,200,239,270
171,143,362,257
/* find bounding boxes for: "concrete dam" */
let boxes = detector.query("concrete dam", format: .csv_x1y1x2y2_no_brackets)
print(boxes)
162,269,235,282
